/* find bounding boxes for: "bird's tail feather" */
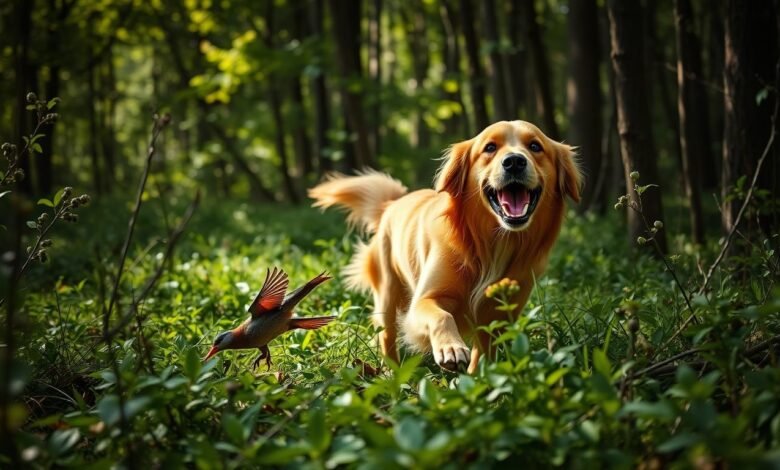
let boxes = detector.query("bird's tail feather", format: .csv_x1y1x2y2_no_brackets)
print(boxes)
289,316,336,330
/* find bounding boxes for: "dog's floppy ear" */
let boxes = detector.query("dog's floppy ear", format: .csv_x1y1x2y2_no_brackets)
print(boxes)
557,143,582,203
435,139,473,198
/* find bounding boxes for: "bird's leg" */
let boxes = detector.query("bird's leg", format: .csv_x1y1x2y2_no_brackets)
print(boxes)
261,345,272,371
252,346,268,371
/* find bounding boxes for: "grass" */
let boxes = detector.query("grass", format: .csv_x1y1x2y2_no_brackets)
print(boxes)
7,189,780,468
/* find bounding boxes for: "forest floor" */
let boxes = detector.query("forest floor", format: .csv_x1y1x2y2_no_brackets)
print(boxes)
10,193,780,468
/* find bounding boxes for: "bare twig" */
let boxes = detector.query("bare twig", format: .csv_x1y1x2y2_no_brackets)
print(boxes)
103,114,170,336
653,91,780,355
105,191,200,339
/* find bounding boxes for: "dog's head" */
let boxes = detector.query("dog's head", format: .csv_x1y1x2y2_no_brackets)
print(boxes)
435,121,581,232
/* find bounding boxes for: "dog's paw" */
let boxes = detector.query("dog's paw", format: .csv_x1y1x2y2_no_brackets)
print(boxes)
432,340,470,372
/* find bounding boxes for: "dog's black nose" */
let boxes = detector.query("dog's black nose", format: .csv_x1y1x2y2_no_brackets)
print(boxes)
501,154,528,174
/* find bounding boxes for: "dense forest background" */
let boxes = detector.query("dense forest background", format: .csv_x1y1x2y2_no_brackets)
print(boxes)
3,0,777,236
2,0,780,467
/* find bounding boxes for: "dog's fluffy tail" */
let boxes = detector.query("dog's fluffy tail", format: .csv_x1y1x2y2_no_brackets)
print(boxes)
308,170,408,233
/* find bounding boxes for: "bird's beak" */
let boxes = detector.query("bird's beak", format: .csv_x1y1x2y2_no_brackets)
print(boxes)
203,345,219,362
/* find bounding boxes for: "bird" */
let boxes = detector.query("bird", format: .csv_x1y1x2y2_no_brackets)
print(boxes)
203,267,335,370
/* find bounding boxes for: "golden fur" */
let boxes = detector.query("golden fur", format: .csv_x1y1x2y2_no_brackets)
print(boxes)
310,121,581,373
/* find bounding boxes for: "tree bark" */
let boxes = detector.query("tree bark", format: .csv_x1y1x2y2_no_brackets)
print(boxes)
13,0,35,195
401,1,431,148
674,0,706,244
439,0,470,136
290,2,314,177
522,0,559,139
482,0,510,121
369,0,382,156
607,0,668,253
458,0,489,132
721,0,778,236
264,1,300,203
503,0,527,119
566,0,602,212
310,0,332,174
328,0,373,169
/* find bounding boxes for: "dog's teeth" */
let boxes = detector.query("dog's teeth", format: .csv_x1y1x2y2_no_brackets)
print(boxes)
520,204,528,217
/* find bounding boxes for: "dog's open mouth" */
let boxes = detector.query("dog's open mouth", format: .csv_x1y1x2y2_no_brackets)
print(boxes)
484,183,542,227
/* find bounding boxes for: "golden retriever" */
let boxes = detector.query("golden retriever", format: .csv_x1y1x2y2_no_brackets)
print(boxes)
309,120,581,373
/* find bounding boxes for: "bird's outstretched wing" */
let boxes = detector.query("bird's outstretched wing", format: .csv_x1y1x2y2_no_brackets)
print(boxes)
248,267,289,317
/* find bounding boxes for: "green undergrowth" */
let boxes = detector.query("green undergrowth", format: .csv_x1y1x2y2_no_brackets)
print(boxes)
9,195,780,469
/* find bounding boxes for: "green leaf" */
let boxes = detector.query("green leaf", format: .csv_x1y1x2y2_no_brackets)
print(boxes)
0,190,11,199
32,143,43,154
183,347,201,381
26,220,38,229
418,378,439,407
592,348,612,377
756,87,769,105
308,405,330,453
47,97,60,109
222,412,245,445
97,394,121,426
512,333,530,357
53,188,66,206
657,432,701,453
394,416,424,452
48,428,81,457
38,198,54,207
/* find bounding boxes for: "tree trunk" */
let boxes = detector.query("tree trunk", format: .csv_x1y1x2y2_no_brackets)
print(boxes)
328,0,372,169
505,1,529,119
674,0,706,244
607,0,667,253
482,0,510,121
13,0,35,195
290,3,314,177
87,61,103,196
100,50,118,188
705,0,725,190
439,0,470,136
721,0,778,236
310,0,332,174
522,0,559,139
401,1,431,148
566,0,602,212
458,0,489,132
369,0,382,156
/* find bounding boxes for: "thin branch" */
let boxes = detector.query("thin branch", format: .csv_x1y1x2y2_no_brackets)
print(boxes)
103,114,170,337
105,191,200,339
699,96,779,296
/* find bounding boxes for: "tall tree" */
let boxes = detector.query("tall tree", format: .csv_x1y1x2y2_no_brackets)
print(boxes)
438,0,469,136
607,0,667,252
504,2,529,119
13,0,36,195
290,3,314,177
263,1,300,203
674,0,706,244
521,0,559,139
721,0,778,236
482,0,510,121
400,1,431,148
458,0,489,132
328,0,373,169
309,0,332,174
566,0,602,212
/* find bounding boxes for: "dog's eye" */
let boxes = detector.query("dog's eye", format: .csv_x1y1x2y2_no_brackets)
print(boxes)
484,143,497,153
528,141,543,153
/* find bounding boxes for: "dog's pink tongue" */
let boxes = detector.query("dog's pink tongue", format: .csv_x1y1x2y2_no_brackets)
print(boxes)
499,188,530,217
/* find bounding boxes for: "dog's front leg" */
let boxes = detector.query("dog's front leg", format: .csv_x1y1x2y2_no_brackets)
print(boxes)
409,297,470,371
